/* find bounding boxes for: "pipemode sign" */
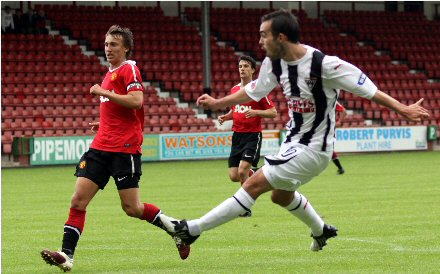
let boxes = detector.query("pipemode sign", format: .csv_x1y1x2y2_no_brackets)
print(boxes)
334,126,427,152
30,135,161,165
31,136,94,165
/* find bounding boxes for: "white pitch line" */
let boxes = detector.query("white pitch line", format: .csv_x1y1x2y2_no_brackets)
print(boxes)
340,237,440,253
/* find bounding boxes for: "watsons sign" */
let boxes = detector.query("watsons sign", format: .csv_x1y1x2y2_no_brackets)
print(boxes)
31,136,94,165
160,132,232,160
160,130,281,160
334,126,427,152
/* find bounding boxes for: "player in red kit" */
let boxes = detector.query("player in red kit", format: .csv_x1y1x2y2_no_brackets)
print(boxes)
219,55,277,186
41,25,190,272
332,101,347,174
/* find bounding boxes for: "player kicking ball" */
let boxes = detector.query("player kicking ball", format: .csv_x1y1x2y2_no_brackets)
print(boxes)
160,9,429,254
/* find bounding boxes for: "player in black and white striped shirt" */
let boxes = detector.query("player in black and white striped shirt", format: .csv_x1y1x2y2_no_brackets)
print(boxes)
161,9,429,253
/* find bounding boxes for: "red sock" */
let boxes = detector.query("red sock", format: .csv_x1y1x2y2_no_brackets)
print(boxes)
66,208,86,232
63,208,86,256
142,203,161,223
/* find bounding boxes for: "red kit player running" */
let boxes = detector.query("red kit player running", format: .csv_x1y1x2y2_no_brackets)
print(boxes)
219,55,277,185
41,25,190,272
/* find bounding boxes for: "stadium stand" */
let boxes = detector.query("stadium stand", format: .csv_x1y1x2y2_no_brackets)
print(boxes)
184,6,440,137
38,4,235,105
323,9,440,129
1,33,100,152
2,4,440,155
1,5,219,154
184,7,365,128
38,4,216,129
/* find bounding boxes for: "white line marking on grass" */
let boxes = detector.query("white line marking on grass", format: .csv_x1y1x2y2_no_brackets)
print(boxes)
340,237,440,253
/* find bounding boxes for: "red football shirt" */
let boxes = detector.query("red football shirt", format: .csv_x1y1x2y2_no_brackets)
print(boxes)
230,84,274,132
90,61,145,154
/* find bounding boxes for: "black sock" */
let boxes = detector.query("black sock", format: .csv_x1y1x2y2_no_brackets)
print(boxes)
333,159,343,170
62,225,81,258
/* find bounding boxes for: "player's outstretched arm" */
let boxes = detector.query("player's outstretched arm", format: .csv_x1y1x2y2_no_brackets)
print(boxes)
371,90,430,122
197,87,252,111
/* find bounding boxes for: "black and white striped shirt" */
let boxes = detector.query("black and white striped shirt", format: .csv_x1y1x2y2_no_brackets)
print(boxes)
245,45,377,152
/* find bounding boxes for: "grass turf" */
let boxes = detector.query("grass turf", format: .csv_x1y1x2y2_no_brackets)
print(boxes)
2,151,439,273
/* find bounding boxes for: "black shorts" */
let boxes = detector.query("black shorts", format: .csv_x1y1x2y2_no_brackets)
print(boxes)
74,148,142,190
228,132,262,168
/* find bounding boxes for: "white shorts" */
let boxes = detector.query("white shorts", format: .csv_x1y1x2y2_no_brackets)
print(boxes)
262,143,331,191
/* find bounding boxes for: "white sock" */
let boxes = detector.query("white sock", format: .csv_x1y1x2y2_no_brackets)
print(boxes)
187,188,255,235
285,192,324,236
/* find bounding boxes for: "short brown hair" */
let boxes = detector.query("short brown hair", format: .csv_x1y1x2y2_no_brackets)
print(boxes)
106,25,134,58
238,55,257,70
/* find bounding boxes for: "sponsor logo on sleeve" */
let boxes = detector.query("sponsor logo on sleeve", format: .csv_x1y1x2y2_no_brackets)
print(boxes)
357,73,367,85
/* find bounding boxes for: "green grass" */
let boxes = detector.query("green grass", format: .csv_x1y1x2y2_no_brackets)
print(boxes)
2,151,440,273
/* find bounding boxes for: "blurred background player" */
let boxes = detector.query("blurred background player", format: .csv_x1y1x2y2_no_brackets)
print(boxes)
332,101,347,174
218,55,277,185
1,6,15,34
40,25,190,272
161,8,429,253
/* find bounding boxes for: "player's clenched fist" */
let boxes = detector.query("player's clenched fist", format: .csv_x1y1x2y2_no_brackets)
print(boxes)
197,94,219,110
90,84,106,96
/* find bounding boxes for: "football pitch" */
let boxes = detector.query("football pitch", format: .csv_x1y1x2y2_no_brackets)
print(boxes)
2,151,439,273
